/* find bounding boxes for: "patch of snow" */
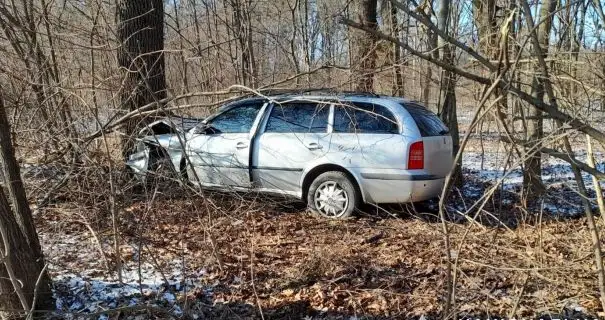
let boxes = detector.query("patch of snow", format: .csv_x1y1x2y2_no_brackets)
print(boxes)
460,149,605,216
40,229,211,318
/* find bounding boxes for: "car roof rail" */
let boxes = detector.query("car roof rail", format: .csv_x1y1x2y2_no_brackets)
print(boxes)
254,88,381,98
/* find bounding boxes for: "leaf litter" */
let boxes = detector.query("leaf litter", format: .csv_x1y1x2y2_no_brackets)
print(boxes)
35,146,605,319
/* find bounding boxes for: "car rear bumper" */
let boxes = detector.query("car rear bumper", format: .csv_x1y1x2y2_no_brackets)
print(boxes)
359,171,445,203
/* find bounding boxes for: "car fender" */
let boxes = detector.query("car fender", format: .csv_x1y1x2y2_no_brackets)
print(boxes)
163,135,188,173
299,159,370,203
129,135,184,173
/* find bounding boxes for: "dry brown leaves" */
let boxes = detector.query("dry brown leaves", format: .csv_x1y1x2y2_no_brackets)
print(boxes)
40,193,603,319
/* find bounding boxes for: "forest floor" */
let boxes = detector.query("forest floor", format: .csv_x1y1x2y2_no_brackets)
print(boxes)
40,200,603,320
34,134,605,319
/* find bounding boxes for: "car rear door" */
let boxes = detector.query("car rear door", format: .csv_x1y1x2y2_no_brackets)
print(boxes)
186,102,265,188
327,101,407,170
253,101,331,194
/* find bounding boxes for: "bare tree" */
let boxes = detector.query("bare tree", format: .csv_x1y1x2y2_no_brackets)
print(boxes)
230,0,258,87
0,92,52,318
521,0,557,200
437,0,461,184
350,0,378,91
389,1,405,96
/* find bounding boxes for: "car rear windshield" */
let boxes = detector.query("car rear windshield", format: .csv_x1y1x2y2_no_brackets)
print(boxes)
402,103,449,137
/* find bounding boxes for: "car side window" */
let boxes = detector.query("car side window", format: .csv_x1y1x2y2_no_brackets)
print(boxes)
265,103,329,133
333,103,398,134
207,103,263,134
403,103,449,137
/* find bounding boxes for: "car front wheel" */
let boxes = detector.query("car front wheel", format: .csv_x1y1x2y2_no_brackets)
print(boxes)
307,171,358,219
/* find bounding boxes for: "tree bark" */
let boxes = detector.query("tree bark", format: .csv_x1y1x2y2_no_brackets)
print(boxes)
437,0,462,186
390,2,404,96
117,0,166,157
230,0,257,87
522,0,556,201
0,115,42,257
472,0,498,59
471,0,509,134
0,92,53,319
350,0,378,92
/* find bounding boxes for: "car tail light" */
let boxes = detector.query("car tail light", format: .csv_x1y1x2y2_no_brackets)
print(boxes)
408,141,424,170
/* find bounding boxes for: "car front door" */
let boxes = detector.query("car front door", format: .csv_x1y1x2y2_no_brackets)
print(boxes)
253,101,331,195
186,102,265,188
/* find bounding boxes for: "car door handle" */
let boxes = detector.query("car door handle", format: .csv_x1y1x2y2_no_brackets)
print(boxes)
305,142,323,150
236,142,249,149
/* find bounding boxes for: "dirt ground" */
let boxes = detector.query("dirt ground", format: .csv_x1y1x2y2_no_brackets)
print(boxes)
39,187,605,319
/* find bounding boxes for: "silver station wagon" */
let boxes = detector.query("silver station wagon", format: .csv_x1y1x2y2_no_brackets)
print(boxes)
128,92,454,218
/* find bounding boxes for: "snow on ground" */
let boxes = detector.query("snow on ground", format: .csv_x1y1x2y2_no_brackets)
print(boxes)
463,150,605,189
460,149,605,216
41,229,211,319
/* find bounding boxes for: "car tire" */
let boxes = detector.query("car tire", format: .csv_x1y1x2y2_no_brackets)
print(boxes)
307,171,358,219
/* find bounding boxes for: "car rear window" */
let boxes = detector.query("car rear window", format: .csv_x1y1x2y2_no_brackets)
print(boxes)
402,103,449,137
333,102,398,134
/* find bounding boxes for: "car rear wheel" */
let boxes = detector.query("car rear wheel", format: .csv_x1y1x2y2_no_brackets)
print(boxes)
307,171,358,219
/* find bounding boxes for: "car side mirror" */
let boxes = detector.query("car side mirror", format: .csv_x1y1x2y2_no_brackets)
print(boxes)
191,123,218,135
190,126,203,135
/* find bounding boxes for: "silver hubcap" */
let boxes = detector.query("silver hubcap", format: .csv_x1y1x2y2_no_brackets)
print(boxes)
314,181,349,217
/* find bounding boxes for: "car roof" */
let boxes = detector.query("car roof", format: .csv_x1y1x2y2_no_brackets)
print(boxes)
266,94,415,105
220,93,425,114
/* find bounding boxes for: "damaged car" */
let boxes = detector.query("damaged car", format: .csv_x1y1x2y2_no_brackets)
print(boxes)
126,93,453,218
126,116,203,184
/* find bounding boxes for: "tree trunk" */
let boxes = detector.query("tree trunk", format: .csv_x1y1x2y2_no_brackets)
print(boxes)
231,0,257,87
438,0,462,185
472,0,498,58
117,0,166,157
424,7,439,110
350,0,378,92
390,2,404,96
422,61,432,108
522,0,556,200
472,0,508,120
0,92,53,319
